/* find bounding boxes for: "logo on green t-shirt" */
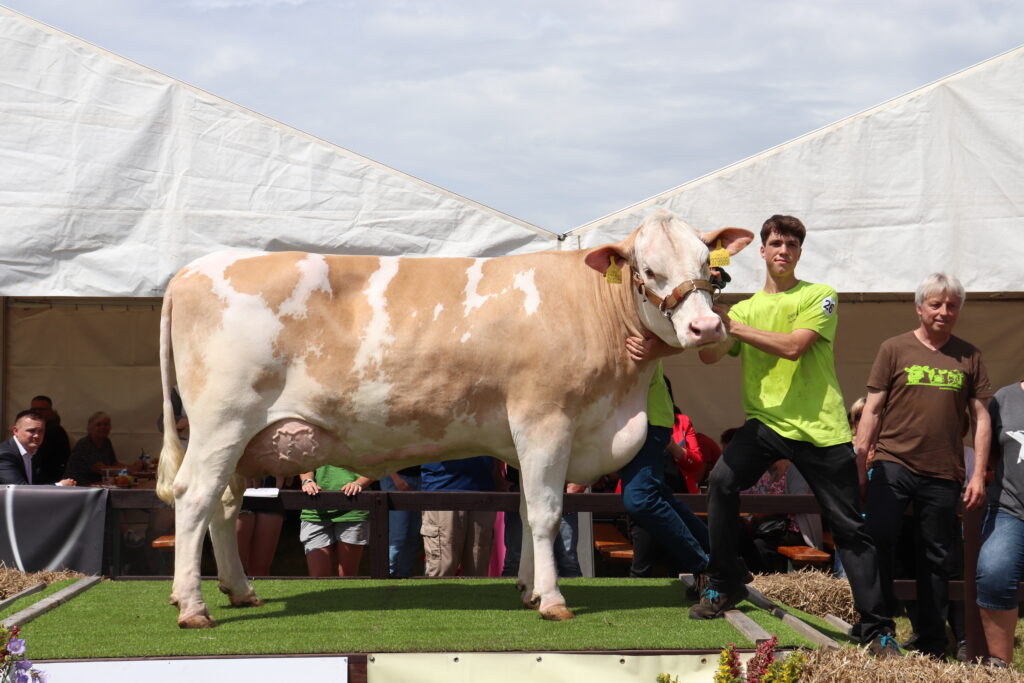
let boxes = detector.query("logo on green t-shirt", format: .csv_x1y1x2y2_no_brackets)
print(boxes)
904,364,964,391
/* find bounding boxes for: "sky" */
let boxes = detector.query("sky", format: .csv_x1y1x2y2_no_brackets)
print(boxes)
4,0,1022,232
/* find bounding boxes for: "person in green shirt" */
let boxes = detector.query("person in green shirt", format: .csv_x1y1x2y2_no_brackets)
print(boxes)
692,214,898,657
299,465,374,576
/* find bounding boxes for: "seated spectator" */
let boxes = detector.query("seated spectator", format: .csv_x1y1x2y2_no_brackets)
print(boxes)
29,395,71,485
694,433,722,487
740,459,804,573
421,456,502,577
65,412,118,486
976,380,1024,668
0,410,75,486
236,475,291,576
299,466,373,576
720,427,739,450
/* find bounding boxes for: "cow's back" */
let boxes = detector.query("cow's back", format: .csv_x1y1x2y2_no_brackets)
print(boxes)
168,248,646,474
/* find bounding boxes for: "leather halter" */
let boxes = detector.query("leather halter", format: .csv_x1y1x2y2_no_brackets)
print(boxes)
631,268,718,319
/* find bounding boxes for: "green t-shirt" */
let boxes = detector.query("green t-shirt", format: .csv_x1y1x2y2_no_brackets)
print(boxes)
728,281,851,447
647,360,674,428
299,465,369,523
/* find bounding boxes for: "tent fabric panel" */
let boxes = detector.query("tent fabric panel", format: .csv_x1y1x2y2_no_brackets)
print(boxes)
566,48,1024,294
0,8,557,298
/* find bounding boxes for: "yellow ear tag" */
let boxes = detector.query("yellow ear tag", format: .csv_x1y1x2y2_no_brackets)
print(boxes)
709,239,730,267
605,256,622,284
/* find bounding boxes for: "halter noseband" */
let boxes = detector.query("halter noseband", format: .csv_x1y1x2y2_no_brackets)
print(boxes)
630,268,719,319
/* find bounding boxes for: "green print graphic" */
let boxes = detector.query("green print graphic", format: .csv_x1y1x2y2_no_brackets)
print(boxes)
904,364,964,391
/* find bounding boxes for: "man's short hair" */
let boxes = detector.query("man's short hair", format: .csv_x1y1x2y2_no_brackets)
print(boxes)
915,272,965,307
14,409,45,425
760,215,806,245
30,395,53,406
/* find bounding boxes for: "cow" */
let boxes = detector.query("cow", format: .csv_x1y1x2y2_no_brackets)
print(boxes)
156,209,753,628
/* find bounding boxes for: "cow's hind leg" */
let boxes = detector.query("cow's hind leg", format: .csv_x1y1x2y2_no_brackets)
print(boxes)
209,474,263,608
513,419,574,621
170,434,249,628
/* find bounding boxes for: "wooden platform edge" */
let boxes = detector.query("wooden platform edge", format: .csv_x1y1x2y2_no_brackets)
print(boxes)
723,610,772,645
744,585,840,650
0,582,46,612
1,576,102,628
822,614,853,636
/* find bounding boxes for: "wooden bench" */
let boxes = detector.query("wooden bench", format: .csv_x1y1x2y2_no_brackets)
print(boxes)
151,535,175,550
777,545,831,568
592,522,634,562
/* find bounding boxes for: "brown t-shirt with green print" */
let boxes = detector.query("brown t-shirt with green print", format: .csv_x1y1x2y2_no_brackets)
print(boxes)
867,331,992,482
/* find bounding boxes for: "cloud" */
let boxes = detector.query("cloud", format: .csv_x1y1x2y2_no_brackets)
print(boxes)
4,0,1023,229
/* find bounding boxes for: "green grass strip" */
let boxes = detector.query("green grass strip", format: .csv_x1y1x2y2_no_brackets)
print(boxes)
0,580,76,621
20,578,832,660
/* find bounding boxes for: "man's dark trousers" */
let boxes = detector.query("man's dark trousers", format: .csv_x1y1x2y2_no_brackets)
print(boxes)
706,419,894,642
865,460,960,657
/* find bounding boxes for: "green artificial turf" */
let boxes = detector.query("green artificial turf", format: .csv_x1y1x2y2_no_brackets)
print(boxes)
19,578,827,659
0,579,76,620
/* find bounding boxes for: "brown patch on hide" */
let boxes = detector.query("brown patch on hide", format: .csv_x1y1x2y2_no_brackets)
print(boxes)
168,271,226,400
269,254,381,416
225,252,306,314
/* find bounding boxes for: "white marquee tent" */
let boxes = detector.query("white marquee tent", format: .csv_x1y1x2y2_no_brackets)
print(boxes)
0,6,556,453
1,2,1021,457
561,46,1024,439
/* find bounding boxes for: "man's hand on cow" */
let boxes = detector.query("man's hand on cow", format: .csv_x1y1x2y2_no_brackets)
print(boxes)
711,303,733,332
625,334,674,362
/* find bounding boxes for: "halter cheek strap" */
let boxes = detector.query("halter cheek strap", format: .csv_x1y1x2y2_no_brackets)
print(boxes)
631,269,718,319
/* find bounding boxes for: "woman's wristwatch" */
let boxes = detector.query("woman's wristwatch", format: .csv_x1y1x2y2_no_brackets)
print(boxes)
302,478,315,486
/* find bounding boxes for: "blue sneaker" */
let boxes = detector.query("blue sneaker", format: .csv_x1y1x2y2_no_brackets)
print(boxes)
867,633,901,658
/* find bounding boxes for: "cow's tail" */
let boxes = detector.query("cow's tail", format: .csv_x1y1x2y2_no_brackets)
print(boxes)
156,288,184,506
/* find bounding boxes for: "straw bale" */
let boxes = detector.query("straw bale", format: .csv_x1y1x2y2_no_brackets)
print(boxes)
752,567,857,623
799,645,1023,682
0,564,85,598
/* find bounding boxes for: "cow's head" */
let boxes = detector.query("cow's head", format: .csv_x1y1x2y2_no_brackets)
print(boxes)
585,209,754,349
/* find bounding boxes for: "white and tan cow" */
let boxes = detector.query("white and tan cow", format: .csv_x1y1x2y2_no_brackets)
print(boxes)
156,209,753,628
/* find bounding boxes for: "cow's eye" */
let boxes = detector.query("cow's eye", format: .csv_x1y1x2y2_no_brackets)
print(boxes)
643,268,655,279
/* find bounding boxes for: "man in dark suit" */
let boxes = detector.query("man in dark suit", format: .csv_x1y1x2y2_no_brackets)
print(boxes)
0,410,76,486
29,395,71,484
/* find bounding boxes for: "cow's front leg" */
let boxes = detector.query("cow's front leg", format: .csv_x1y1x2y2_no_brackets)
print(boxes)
209,474,262,608
514,425,574,621
515,487,538,608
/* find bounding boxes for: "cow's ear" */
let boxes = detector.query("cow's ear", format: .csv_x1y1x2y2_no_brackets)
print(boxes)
584,245,628,274
700,227,755,255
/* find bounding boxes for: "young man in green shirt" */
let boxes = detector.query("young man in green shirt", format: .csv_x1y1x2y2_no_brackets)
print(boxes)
693,215,898,655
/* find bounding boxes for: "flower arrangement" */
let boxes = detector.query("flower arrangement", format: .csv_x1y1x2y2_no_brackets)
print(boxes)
714,643,744,683
1,625,46,683
710,639,805,683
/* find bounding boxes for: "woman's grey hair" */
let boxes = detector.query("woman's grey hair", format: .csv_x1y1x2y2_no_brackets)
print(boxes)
915,272,965,307
86,411,110,429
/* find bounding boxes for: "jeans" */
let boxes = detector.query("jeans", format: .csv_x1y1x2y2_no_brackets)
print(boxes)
379,473,421,577
864,460,960,655
706,419,893,642
619,425,709,574
502,497,582,578
976,508,1024,611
